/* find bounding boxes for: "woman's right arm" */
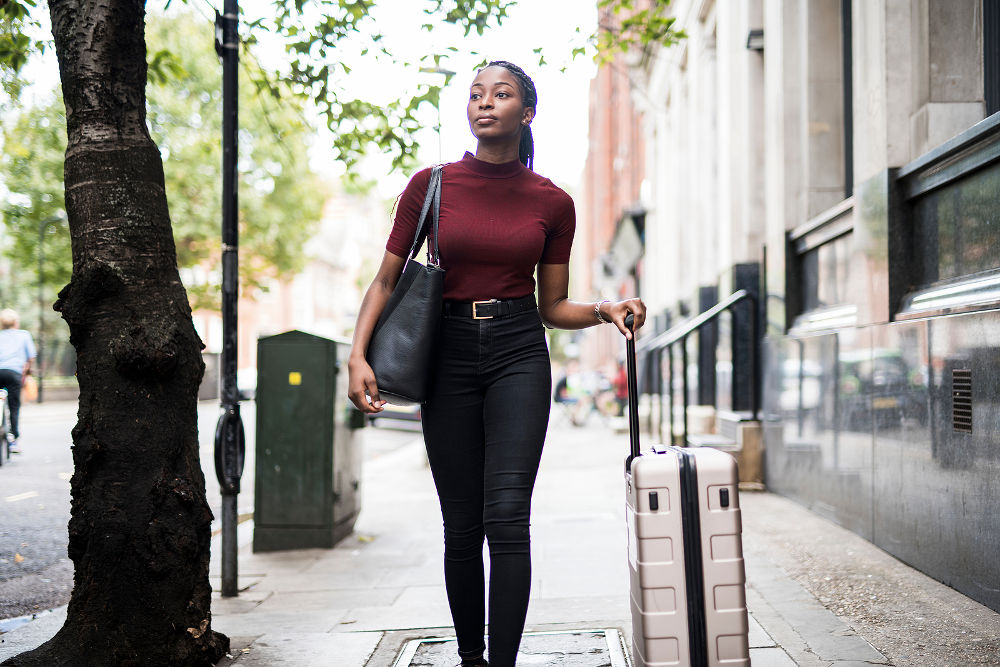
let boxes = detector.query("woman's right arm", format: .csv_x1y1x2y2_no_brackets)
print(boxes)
348,251,408,413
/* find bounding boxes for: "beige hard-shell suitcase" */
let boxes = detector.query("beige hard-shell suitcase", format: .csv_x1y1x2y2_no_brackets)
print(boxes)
623,317,750,667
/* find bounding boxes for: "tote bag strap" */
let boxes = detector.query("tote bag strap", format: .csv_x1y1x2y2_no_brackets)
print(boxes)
407,165,443,265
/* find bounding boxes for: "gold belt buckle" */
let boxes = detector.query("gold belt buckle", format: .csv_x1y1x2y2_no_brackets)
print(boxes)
472,299,497,319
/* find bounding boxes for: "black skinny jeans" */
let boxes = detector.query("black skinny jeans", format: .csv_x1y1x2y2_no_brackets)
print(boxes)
421,307,551,667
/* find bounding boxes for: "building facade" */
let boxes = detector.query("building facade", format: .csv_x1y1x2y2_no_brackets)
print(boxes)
585,0,1000,612
577,28,647,365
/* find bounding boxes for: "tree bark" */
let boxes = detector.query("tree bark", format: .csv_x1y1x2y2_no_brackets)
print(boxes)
3,1,229,664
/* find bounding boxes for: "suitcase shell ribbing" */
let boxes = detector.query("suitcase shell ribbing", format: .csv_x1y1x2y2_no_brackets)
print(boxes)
626,447,749,666
622,314,750,667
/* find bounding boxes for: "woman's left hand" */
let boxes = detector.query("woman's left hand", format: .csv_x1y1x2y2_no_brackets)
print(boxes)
604,297,646,340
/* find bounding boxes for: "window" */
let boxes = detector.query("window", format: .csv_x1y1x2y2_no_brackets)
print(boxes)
912,159,1000,284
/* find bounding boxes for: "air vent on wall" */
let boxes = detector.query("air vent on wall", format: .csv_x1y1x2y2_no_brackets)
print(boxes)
952,369,972,433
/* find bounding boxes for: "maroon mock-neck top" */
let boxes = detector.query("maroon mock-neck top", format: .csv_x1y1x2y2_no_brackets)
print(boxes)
386,152,576,302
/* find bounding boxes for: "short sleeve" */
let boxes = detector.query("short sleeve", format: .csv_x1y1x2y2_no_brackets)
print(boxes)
539,189,576,264
386,168,433,259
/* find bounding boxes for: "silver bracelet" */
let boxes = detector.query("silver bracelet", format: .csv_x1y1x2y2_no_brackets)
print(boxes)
594,299,612,324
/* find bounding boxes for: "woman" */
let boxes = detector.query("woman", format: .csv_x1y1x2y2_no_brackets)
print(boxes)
0,309,36,454
348,61,646,667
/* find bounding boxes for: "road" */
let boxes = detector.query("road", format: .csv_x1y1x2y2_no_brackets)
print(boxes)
0,401,76,620
0,398,418,621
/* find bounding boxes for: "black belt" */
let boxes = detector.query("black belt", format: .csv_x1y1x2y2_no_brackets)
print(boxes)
442,295,537,320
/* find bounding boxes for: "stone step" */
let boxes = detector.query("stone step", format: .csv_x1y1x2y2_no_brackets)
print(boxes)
686,432,739,450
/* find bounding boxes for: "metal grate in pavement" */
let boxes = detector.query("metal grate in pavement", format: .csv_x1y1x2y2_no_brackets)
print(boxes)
393,628,632,667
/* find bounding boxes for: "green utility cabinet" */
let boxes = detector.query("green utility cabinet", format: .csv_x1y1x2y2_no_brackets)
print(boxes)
253,331,365,552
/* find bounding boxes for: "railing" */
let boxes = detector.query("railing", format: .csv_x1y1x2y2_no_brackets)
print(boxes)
637,290,761,445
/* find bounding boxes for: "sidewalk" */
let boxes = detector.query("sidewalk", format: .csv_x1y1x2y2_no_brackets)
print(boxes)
2,419,999,665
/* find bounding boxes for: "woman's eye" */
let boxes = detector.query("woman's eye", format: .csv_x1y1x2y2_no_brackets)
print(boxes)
496,92,508,98
470,93,481,100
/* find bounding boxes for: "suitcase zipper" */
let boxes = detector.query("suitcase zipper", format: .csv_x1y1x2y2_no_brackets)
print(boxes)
677,448,709,666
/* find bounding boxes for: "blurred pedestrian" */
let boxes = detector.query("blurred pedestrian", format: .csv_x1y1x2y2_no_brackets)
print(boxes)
0,309,37,453
613,360,629,416
348,61,646,666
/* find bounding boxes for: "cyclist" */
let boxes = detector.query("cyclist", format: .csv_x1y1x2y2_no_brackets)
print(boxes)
0,309,37,454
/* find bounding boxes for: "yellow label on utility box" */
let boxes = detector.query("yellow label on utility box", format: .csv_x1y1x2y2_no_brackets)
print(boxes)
288,371,302,386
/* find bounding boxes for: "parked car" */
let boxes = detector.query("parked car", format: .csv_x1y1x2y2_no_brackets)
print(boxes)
839,349,928,430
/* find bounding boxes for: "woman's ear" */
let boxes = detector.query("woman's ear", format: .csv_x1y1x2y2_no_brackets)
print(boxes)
522,107,535,126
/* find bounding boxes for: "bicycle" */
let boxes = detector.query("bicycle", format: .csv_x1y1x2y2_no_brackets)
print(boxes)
553,381,623,428
0,388,13,466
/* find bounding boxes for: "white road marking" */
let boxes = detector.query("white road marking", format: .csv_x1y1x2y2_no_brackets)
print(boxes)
5,491,40,502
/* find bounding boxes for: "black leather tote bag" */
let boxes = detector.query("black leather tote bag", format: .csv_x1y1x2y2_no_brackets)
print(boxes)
365,165,444,405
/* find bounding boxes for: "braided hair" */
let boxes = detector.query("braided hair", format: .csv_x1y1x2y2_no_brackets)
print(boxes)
483,60,537,170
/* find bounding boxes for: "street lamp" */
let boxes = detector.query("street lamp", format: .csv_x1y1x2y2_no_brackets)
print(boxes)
37,213,66,404
214,0,245,599
419,67,456,162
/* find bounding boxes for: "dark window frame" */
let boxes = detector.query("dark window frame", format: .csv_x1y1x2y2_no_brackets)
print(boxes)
842,0,853,197
985,0,1000,116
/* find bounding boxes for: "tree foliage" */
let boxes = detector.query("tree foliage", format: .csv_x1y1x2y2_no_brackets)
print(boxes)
1,0,680,176
144,11,326,309
0,1,685,320
0,92,71,368
595,0,685,64
0,96,70,292
0,0,525,313
0,11,327,312
0,0,46,104
247,0,516,175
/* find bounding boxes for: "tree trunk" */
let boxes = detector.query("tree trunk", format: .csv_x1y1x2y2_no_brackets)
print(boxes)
3,1,229,664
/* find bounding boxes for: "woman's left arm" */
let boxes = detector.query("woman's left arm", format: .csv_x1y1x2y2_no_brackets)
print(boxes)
537,263,647,339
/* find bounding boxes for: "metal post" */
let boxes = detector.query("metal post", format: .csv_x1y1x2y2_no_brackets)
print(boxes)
731,304,739,413
681,336,689,446
655,350,663,444
418,67,455,163
750,293,761,421
214,1,245,599
796,339,805,438
667,344,675,445
645,353,654,437
36,221,44,404
35,214,63,403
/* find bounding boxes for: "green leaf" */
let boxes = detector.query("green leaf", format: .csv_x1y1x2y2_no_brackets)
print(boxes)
593,0,685,63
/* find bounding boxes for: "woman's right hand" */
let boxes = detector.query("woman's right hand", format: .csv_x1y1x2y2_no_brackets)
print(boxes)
348,355,387,414
347,251,407,414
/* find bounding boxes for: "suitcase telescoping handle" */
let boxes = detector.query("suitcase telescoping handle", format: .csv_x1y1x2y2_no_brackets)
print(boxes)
624,313,640,472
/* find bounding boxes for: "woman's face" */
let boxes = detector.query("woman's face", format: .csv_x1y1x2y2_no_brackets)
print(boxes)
467,66,534,145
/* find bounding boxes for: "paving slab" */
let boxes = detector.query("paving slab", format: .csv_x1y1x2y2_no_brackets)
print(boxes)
0,607,65,661
749,614,776,648
749,647,798,666
394,629,630,667
218,631,382,666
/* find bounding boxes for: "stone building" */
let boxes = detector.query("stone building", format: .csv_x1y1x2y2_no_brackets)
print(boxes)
583,0,1000,612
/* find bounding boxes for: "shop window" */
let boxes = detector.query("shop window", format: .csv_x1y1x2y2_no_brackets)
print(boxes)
800,233,852,312
912,162,1000,284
